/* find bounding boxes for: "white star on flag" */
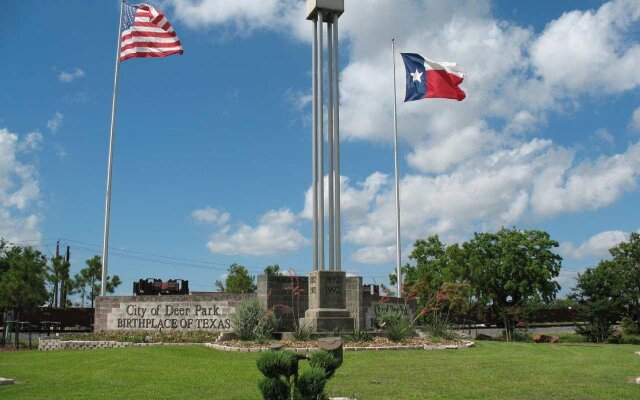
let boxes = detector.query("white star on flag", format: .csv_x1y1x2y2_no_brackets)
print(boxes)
410,69,423,82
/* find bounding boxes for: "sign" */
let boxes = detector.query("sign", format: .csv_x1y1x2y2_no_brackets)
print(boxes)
105,301,235,332
365,301,414,329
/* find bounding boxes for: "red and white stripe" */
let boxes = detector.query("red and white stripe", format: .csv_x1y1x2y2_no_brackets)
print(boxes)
120,4,183,62
424,58,465,101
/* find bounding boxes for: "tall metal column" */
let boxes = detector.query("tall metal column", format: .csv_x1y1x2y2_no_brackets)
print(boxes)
317,10,325,271
312,19,318,271
332,15,341,271
327,20,335,271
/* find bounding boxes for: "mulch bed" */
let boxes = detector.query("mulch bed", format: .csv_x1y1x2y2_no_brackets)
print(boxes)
221,336,464,349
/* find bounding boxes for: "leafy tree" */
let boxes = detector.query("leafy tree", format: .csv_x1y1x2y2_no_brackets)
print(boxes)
608,232,640,331
263,264,282,276
464,228,562,340
571,260,625,342
75,256,121,308
0,240,49,310
216,263,256,293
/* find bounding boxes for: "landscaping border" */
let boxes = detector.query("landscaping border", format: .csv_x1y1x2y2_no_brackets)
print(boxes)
205,341,476,353
39,338,475,352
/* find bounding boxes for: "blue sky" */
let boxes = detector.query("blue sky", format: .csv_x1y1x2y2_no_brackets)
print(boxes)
1,0,639,297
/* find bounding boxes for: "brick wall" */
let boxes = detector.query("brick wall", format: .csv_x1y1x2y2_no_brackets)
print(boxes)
257,275,309,331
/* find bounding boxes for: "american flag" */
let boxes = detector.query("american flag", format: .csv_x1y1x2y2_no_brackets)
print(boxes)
120,3,183,62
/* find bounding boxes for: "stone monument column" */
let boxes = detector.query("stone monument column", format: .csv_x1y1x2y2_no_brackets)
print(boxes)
302,0,354,333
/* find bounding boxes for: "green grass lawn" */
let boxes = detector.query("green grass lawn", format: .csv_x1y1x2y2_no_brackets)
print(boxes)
1,342,639,399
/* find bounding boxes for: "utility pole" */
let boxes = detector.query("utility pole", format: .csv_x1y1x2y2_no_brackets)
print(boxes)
54,240,60,308
61,246,70,308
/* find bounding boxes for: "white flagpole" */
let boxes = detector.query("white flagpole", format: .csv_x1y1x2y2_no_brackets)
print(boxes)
101,0,125,296
391,38,402,298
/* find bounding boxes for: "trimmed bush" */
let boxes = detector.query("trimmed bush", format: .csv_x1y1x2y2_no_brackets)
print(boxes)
308,350,339,378
256,350,298,379
258,377,290,400
296,367,327,400
233,299,278,341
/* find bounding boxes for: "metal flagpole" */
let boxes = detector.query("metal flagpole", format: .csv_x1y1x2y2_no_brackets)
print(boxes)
327,20,335,271
312,18,318,271
332,15,341,271
391,38,402,297
101,0,125,296
317,11,325,270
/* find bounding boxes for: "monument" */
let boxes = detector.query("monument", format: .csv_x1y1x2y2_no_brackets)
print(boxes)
300,0,355,332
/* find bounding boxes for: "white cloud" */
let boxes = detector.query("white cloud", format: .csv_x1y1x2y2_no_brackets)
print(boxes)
58,68,85,83
351,245,396,265
47,112,63,134
17,131,43,153
206,209,309,256
531,0,640,95
0,128,41,243
191,207,230,225
631,107,640,132
561,230,631,259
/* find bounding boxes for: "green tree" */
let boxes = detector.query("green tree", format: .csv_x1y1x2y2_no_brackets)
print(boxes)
608,232,640,330
263,264,282,276
47,255,71,308
571,260,625,342
464,228,562,340
75,256,121,308
0,240,49,310
216,263,256,293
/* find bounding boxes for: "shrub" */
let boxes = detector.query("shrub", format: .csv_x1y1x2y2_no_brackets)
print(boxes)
296,367,327,400
421,313,458,341
233,300,278,341
258,377,289,400
292,321,312,341
348,329,372,343
256,350,298,379
376,309,414,342
308,350,340,378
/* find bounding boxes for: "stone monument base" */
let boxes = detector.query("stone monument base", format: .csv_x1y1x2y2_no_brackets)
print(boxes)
300,309,354,332
300,270,355,333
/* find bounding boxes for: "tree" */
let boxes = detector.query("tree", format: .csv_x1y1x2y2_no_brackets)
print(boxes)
263,264,282,276
464,228,562,341
0,240,49,310
571,260,625,342
608,232,640,331
75,256,121,308
47,255,71,308
216,263,256,294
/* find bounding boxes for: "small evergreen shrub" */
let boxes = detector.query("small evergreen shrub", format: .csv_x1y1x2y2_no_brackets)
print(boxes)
376,309,414,342
308,350,340,378
258,377,290,400
233,300,278,341
256,350,298,379
296,367,327,400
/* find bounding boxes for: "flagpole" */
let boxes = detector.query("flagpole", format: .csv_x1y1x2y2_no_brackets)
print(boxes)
101,0,125,296
391,38,402,298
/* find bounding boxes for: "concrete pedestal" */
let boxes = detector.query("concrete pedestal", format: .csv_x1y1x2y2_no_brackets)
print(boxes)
300,270,354,332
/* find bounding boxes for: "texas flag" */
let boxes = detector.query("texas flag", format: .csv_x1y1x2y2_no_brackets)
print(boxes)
401,53,466,102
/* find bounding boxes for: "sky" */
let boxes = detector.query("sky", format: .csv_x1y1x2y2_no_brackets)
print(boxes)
1,0,639,297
